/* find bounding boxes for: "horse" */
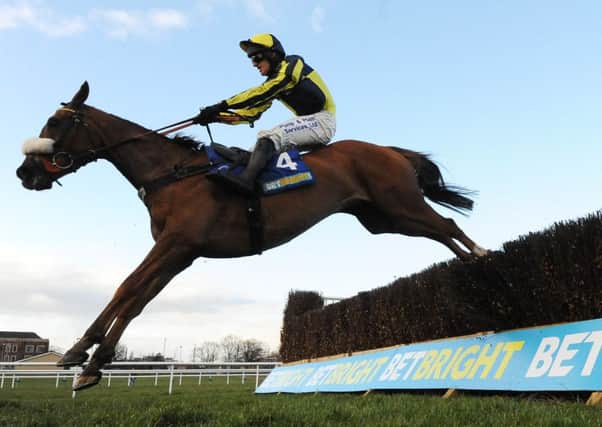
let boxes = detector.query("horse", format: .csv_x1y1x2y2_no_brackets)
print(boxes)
16,82,487,390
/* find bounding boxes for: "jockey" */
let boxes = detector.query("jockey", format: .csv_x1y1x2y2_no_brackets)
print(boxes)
194,33,336,195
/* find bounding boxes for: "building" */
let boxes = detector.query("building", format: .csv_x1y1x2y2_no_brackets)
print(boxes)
0,332,49,362
15,351,64,371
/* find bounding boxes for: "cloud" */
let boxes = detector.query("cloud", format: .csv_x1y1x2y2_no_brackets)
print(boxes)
243,0,272,22
0,2,188,38
0,1,275,38
149,9,188,29
0,259,255,318
197,0,273,23
0,1,86,36
311,6,325,33
90,8,188,39
197,0,219,21
0,2,34,29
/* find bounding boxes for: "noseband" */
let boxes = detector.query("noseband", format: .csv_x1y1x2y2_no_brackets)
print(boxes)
45,106,114,172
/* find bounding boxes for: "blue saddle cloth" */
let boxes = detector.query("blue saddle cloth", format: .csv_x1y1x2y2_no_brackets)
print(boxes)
205,144,315,195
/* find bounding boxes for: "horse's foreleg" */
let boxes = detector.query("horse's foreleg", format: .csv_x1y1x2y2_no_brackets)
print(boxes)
73,317,132,390
57,302,124,367
58,271,159,367
68,238,195,390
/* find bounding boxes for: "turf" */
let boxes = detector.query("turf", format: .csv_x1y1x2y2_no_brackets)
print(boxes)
1,377,601,426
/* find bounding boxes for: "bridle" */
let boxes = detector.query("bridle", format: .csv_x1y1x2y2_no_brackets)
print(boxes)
33,105,253,192
45,106,198,172
43,106,252,173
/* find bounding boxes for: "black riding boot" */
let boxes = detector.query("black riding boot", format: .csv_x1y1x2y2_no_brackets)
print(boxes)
210,137,275,195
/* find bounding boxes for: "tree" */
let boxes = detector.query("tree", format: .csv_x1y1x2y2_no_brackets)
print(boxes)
193,341,220,362
142,353,166,362
220,335,244,362
240,339,266,362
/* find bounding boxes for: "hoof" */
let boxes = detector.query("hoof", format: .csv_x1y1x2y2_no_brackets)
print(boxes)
472,245,489,257
73,372,102,391
57,350,89,367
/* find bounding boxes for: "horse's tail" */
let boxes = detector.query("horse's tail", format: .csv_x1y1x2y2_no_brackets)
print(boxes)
389,147,475,215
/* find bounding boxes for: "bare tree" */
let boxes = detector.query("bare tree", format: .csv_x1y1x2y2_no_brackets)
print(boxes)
193,341,220,362
240,339,267,362
221,335,244,362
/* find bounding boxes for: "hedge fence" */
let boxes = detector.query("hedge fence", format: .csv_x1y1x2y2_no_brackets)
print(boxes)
280,211,602,363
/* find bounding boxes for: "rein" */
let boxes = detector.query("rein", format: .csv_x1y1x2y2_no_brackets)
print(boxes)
50,107,199,170
50,106,252,170
43,106,251,198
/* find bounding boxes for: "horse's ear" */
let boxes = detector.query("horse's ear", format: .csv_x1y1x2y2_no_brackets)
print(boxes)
69,81,89,108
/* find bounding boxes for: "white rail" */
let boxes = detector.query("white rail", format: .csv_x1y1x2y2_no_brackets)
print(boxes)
0,361,280,397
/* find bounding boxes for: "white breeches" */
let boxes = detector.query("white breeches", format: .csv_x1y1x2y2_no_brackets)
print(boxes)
256,110,336,152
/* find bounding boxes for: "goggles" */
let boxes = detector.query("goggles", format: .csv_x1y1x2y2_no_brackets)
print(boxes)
250,53,267,64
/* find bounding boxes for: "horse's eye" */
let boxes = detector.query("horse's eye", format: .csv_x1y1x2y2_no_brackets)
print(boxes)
47,117,59,127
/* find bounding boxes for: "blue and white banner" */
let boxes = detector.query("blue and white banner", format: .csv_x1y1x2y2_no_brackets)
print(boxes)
256,318,602,393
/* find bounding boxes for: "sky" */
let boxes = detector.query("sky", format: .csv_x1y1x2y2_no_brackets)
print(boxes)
1,1,601,361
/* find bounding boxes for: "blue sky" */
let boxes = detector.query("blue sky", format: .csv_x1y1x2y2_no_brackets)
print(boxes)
2,1,600,360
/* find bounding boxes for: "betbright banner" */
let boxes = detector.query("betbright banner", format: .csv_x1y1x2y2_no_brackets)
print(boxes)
256,318,602,393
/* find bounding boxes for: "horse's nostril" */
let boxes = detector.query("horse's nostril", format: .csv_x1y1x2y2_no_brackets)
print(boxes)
16,165,29,180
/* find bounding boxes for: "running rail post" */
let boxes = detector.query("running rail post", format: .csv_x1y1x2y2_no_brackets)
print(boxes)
168,365,174,395
255,365,260,390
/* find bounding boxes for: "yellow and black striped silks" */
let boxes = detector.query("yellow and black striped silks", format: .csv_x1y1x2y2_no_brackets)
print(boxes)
220,55,335,125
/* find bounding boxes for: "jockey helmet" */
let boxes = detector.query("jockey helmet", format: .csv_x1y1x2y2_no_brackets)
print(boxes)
239,33,285,58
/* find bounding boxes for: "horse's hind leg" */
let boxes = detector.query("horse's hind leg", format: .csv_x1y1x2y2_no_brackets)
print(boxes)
353,197,486,260
400,204,487,259
449,219,488,257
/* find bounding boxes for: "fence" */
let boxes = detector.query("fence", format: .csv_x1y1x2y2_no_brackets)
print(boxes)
0,361,280,397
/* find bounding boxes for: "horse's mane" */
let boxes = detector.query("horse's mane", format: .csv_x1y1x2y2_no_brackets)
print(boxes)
170,134,205,152
87,106,204,153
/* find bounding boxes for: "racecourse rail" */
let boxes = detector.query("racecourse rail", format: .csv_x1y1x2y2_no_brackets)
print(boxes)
0,361,280,397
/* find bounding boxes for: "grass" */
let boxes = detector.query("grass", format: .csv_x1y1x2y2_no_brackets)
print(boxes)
1,377,601,426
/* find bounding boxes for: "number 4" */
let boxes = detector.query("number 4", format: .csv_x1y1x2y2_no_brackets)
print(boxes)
276,152,298,171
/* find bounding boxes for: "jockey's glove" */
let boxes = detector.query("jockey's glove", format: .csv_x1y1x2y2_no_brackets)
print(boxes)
194,101,228,125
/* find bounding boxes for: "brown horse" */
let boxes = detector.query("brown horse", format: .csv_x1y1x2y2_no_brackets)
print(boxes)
16,82,486,390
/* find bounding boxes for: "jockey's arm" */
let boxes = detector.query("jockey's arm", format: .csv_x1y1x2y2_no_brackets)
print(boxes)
214,102,272,126
213,57,300,126
225,59,296,110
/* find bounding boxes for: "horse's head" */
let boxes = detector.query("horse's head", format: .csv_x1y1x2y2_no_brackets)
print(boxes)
16,81,98,190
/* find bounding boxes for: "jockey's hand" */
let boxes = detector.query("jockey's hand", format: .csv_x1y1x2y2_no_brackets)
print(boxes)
193,101,228,125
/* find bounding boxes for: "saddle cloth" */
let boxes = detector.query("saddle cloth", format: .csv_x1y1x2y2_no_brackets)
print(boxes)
205,143,315,195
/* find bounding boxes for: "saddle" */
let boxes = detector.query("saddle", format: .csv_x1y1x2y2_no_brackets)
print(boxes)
206,143,317,195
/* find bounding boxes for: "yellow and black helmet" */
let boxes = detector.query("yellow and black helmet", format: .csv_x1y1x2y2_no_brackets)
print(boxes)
239,33,285,58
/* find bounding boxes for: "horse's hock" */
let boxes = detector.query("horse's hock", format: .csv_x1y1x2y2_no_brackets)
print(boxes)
279,211,602,363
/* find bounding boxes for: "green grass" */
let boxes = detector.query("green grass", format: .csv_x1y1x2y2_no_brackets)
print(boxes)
1,377,601,426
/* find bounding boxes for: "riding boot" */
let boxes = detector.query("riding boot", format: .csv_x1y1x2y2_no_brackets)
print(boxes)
209,137,275,195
